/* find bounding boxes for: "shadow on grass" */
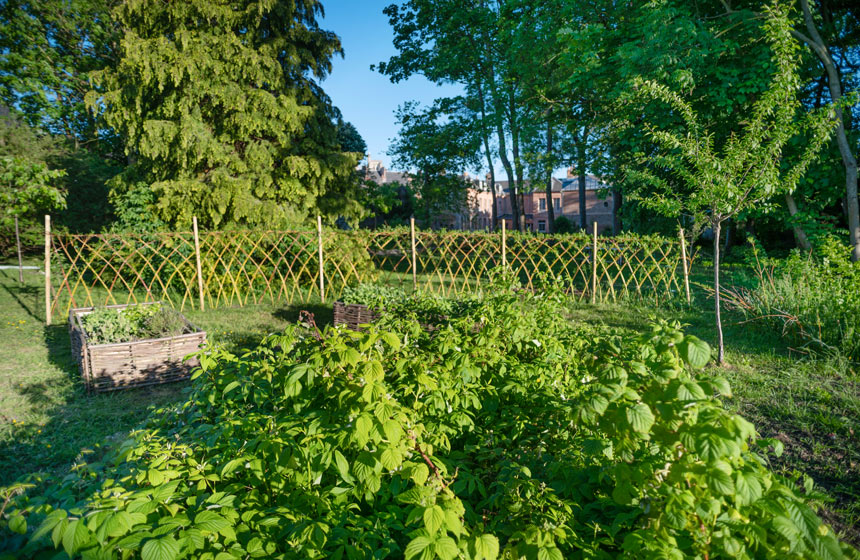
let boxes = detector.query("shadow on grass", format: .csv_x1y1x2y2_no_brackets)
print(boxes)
0,280,41,321
0,322,190,486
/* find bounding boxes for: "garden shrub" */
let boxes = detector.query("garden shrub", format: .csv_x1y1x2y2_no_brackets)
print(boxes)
1,278,856,559
725,236,860,361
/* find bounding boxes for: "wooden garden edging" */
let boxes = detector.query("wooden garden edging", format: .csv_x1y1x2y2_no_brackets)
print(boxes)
69,302,207,393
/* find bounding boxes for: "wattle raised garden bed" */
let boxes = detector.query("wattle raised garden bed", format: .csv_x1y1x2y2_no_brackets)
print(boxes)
69,302,207,393
332,301,381,331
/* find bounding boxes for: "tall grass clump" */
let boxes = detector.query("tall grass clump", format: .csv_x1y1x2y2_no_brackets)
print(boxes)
723,236,860,361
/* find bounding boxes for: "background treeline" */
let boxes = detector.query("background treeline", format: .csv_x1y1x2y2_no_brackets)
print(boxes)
380,0,858,254
1,0,858,259
0,0,371,254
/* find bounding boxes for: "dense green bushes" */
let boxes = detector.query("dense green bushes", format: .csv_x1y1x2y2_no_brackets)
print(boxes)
1,279,856,558
725,237,860,361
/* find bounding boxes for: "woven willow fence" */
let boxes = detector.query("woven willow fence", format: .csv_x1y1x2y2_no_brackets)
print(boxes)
45,217,693,323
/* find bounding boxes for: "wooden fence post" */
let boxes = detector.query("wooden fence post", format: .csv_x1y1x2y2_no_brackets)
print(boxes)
44,215,51,325
501,219,507,268
591,221,598,304
193,217,205,311
15,216,23,283
679,227,691,303
317,215,325,302
410,217,417,291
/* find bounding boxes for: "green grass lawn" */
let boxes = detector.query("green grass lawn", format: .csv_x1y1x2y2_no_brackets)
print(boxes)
1,261,858,543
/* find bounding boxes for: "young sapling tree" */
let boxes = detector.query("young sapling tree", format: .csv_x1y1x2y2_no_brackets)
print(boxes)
627,2,836,364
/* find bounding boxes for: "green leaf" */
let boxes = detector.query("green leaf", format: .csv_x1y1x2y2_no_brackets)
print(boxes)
141,535,180,560
678,336,710,368
626,403,655,433
404,536,433,560
62,519,92,556
334,450,353,483
473,534,499,560
194,510,229,533
706,461,735,495
222,380,240,396
735,471,763,507
8,514,26,535
434,536,459,560
537,546,564,560
424,505,445,534
381,447,403,471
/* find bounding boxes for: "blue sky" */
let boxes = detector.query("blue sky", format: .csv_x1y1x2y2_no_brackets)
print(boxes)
320,0,462,170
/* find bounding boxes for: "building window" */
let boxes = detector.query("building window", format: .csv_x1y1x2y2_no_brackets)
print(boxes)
553,198,560,210
539,198,546,211
538,220,546,232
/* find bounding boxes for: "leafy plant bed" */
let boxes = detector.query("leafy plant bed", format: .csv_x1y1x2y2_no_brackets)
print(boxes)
335,284,480,331
333,301,381,331
69,302,206,393
3,279,855,558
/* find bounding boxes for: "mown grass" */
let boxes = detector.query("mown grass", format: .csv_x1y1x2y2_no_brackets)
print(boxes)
1,260,857,543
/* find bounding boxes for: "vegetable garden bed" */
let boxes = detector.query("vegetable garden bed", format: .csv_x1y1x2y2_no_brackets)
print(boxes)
69,302,206,393
333,301,381,331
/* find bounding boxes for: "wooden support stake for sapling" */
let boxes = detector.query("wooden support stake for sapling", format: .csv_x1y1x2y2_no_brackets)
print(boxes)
317,216,325,302
501,219,507,268
591,221,598,304
193,217,205,311
410,217,417,291
44,215,51,325
15,215,23,283
679,227,691,303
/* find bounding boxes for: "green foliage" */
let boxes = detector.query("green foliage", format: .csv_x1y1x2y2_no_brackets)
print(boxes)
0,155,66,256
552,216,575,234
81,304,187,345
89,0,361,230
2,278,856,558
726,236,860,361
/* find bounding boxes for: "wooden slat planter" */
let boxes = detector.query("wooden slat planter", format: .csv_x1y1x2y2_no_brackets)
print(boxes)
69,302,207,393
333,301,381,331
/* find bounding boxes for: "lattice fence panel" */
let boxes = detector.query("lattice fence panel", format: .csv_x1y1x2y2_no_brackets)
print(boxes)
414,232,501,296
51,232,199,317
595,236,683,303
198,230,320,307
50,228,688,317
505,233,593,298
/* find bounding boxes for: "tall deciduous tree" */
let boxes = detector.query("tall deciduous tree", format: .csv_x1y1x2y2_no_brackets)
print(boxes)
630,3,836,363
90,0,361,229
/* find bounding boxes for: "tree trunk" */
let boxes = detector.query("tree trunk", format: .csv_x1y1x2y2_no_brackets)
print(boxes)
475,76,498,231
794,0,860,261
576,129,589,231
612,189,622,235
784,193,812,251
508,86,526,232
545,122,555,233
713,220,725,365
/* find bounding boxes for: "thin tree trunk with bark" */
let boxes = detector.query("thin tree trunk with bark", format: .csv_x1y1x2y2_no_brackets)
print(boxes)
784,193,812,251
576,128,589,231
475,77,498,231
792,0,860,260
545,122,555,233
713,220,725,365
612,189,622,234
508,86,526,232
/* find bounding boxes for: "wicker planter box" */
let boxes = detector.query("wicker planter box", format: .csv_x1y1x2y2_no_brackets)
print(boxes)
333,301,382,331
69,302,207,393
